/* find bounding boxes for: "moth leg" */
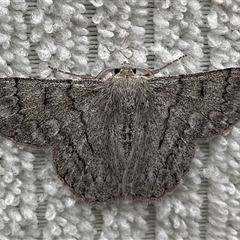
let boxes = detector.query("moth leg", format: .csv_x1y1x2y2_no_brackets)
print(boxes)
48,66,95,79
49,65,117,81
95,67,117,80
134,68,155,77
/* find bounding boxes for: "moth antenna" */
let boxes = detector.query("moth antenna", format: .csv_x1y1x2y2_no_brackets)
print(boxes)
119,50,129,60
48,66,94,79
149,54,188,76
117,30,131,61
118,29,128,51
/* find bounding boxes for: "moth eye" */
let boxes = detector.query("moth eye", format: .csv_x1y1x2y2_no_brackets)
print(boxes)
114,69,120,74
133,68,137,74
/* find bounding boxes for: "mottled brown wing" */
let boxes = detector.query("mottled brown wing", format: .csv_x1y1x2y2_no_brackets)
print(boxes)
0,78,74,147
125,68,240,200
0,77,124,204
2,68,240,204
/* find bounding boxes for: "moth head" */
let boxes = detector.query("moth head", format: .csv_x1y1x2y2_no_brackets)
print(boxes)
114,62,154,78
96,62,152,80
114,62,137,75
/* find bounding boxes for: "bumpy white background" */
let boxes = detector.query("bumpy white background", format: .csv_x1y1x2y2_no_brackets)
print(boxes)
0,0,240,239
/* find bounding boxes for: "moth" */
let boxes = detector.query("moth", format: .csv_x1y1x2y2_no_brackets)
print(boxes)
0,62,240,204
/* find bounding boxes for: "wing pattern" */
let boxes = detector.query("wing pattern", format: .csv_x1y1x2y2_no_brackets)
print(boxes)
0,67,240,204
